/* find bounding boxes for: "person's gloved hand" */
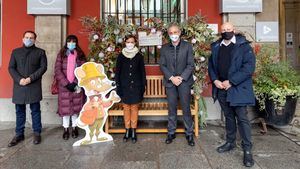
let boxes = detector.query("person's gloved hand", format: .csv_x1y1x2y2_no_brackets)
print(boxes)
65,82,77,92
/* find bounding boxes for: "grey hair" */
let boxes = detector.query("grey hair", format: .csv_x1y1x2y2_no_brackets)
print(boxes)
167,22,181,32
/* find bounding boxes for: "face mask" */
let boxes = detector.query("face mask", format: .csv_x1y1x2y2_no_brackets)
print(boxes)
125,43,135,50
67,42,76,50
169,34,180,42
221,31,234,40
23,39,34,47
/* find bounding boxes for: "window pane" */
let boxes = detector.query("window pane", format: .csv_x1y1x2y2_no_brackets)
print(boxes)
103,0,187,64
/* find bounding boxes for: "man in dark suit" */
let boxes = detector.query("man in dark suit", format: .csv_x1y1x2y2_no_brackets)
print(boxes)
208,22,255,167
8,31,47,147
159,23,195,146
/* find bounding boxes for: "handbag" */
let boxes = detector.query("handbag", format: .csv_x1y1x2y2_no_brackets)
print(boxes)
51,77,58,95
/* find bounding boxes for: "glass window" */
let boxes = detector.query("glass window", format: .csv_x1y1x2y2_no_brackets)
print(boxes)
102,0,187,64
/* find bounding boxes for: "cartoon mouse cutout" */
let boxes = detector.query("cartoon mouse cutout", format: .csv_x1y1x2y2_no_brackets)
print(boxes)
73,62,120,146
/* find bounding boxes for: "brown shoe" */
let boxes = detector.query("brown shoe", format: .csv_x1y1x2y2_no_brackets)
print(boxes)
8,135,25,147
33,133,41,145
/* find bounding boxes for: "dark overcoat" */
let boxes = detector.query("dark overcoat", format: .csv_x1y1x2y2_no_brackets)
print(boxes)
8,45,47,104
54,52,85,117
115,52,146,104
208,35,256,106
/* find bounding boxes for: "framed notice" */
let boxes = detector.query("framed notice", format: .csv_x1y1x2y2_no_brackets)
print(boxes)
138,31,162,46
220,0,262,13
27,0,70,15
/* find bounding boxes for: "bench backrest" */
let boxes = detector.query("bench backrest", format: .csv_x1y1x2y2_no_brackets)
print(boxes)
144,76,166,98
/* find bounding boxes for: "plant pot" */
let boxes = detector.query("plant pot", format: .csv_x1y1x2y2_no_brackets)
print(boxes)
256,96,297,126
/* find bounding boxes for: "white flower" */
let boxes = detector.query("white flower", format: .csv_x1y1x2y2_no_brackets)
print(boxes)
110,73,115,78
141,48,146,53
107,47,114,52
193,75,198,81
98,52,105,58
90,58,95,62
200,57,206,62
93,34,99,40
191,38,197,44
195,66,200,71
151,28,156,33
117,38,123,43
113,29,120,35
157,45,162,49
191,89,194,95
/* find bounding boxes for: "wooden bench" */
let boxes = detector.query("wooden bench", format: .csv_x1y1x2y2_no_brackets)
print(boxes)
105,75,199,137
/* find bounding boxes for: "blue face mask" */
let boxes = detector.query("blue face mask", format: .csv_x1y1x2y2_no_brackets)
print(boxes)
67,42,76,50
23,39,34,47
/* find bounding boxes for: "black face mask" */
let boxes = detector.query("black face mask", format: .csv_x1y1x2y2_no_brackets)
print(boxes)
221,31,234,40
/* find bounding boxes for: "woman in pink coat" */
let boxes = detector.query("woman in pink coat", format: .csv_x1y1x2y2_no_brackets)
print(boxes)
54,35,86,140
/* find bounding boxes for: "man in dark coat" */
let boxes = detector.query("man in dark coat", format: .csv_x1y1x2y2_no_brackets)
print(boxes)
8,31,47,147
159,23,195,146
208,22,255,167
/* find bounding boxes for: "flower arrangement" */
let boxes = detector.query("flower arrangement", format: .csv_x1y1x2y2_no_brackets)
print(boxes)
253,44,300,110
80,14,215,127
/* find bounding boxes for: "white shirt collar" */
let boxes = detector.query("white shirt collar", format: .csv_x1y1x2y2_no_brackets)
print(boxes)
220,35,236,46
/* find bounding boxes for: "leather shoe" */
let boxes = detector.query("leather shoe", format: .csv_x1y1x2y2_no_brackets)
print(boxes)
71,127,79,139
33,133,41,145
217,142,235,153
165,134,176,144
186,135,195,146
63,128,69,140
243,151,254,167
8,135,25,147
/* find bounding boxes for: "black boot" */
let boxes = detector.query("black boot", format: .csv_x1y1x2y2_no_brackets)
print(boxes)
63,128,69,140
123,128,131,142
71,127,79,139
131,128,137,143
165,134,176,144
243,150,254,167
186,135,195,146
217,142,236,153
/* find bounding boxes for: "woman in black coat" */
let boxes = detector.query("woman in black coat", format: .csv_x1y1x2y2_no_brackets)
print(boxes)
115,35,146,143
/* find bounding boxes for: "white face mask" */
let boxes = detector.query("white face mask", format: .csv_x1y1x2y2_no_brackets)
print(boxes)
125,43,135,50
169,34,180,42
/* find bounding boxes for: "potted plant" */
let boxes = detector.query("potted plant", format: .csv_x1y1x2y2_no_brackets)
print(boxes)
253,44,300,126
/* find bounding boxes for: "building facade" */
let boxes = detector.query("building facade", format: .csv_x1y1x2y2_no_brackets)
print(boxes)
0,0,299,124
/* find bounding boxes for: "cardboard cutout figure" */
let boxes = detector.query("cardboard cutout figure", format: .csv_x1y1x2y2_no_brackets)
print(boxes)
73,62,120,146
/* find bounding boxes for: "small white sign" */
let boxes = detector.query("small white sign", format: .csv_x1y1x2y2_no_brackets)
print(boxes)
207,24,218,34
220,0,262,13
256,22,279,42
27,0,70,15
286,33,293,43
138,31,162,46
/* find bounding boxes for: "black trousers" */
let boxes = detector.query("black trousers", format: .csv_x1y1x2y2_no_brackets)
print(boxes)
217,89,252,151
166,83,194,136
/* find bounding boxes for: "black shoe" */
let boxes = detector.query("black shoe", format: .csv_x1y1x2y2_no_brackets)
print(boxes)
123,128,131,142
8,135,25,147
63,128,69,140
186,135,195,146
243,151,254,167
217,142,236,153
131,128,137,144
71,127,79,139
165,134,176,144
33,133,41,145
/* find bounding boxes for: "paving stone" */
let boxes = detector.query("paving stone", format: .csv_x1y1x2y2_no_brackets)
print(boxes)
159,152,211,169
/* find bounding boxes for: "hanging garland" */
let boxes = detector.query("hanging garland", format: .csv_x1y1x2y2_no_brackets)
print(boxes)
80,13,215,127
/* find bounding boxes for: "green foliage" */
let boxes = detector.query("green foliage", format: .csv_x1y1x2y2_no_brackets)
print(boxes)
80,14,216,127
253,44,300,110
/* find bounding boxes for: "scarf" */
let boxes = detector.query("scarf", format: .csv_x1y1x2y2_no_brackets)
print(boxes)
121,46,139,59
67,50,77,83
